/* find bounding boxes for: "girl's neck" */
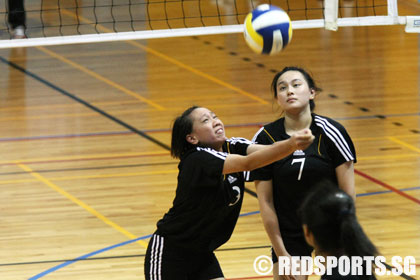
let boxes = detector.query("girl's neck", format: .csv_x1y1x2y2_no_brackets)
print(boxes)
202,140,225,152
284,108,312,135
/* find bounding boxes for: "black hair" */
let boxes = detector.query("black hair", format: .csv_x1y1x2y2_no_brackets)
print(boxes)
300,183,378,258
271,66,322,112
170,105,199,159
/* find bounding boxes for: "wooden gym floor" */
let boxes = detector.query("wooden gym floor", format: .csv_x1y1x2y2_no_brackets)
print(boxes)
0,0,419,279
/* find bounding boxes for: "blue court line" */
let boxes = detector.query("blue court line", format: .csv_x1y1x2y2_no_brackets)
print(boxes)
1,112,419,142
356,186,420,197
0,56,170,151
239,210,260,217
28,211,262,279
28,234,152,280
333,112,420,120
0,131,132,142
29,185,420,279
0,128,174,142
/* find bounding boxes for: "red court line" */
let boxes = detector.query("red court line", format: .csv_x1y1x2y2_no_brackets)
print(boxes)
227,276,272,280
355,169,420,205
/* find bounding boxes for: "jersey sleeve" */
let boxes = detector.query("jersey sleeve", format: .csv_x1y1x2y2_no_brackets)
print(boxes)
246,127,275,181
226,137,252,156
314,115,357,168
193,147,228,177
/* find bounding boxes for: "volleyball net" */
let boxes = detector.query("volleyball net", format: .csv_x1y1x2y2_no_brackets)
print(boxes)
0,0,418,48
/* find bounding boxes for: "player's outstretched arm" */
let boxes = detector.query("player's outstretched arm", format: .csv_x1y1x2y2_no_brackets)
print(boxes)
222,129,314,175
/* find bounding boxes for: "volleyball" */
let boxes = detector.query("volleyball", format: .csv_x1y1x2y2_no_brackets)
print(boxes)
243,4,293,55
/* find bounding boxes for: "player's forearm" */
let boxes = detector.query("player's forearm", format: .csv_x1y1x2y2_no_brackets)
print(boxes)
259,203,288,256
245,139,295,171
223,139,295,174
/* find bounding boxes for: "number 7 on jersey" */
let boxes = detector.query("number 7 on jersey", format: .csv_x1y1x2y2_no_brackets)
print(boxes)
291,158,305,180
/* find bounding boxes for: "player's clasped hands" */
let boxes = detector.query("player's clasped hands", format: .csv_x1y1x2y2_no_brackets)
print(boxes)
289,129,314,151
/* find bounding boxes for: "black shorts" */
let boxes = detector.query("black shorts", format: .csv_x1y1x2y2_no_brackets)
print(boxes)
144,234,224,280
271,234,313,263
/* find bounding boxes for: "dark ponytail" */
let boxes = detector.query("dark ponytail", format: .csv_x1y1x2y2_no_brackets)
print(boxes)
300,183,378,258
170,106,199,159
340,212,378,258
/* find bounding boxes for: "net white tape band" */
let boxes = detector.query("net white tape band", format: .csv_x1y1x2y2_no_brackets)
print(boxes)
0,16,409,49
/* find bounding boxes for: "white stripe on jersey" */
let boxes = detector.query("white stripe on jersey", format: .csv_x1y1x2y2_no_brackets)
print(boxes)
158,236,163,280
150,234,164,280
149,235,156,280
244,170,250,181
245,127,266,180
196,147,227,161
251,127,265,143
314,116,354,162
227,137,253,145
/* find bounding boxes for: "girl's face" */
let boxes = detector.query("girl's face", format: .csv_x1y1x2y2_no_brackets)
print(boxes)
186,107,226,151
275,71,315,114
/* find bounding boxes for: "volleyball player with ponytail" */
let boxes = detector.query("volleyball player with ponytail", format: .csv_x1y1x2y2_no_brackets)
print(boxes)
145,106,314,280
300,184,378,280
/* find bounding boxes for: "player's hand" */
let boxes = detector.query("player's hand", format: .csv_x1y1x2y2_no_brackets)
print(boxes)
290,128,314,150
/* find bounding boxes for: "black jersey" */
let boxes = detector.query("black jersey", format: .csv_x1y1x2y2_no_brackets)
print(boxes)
156,137,251,252
247,114,356,236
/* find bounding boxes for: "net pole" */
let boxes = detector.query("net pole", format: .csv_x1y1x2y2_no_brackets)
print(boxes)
324,0,338,31
388,0,399,17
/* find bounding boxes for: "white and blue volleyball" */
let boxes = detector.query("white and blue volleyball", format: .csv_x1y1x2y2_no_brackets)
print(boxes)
244,4,292,55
